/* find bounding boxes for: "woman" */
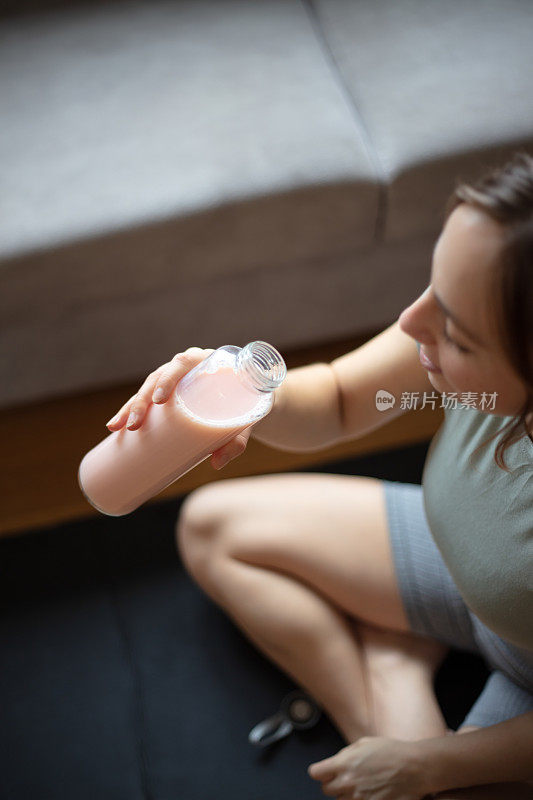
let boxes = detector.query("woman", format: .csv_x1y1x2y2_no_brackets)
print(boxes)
106,153,533,798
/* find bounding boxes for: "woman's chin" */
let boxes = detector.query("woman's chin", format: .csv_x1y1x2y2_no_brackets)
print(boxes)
427,370,448,392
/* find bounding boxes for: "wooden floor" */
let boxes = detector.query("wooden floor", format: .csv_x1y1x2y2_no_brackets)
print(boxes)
1,328,443,538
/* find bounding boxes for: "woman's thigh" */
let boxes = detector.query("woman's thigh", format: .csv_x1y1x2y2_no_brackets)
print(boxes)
177,472,411,633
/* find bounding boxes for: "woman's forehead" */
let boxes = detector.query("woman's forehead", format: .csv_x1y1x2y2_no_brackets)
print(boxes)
433,205,504,346
439,204,503,263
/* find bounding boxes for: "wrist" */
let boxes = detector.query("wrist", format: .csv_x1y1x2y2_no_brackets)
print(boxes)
413,737,450,796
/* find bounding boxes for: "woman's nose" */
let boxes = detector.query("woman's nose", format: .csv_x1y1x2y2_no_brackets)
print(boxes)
398,287,436,344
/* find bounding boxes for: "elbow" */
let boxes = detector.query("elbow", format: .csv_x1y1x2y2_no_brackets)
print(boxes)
327,361,347,443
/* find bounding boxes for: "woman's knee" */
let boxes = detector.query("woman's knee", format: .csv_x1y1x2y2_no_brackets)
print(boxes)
175,483,242,574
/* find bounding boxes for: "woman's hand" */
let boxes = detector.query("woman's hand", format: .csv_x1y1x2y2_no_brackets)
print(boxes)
308,736,429,800
105,347,254,471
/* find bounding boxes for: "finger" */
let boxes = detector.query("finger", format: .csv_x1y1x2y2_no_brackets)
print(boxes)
321,775,351,797
105,364,163,431
128,348,214,430
106,391,149,431
152,348,216,405
106,348,215,432
308,760,338,782
106,360,171,429
211,426,254,470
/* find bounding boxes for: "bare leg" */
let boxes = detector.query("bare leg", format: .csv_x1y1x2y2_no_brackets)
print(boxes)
357,621,450,740
184,549,374,743
183,545,449,744
177,474,450,744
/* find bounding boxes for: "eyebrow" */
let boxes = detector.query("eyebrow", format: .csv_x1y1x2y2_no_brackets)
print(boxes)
432,291,485,347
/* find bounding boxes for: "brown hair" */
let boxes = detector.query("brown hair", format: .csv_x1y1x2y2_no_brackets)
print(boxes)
442,151,533,471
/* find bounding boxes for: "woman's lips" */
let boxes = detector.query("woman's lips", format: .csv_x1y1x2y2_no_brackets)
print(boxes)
419,347,442,373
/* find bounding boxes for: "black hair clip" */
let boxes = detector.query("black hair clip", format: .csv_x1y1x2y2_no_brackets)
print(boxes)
248,690,322,747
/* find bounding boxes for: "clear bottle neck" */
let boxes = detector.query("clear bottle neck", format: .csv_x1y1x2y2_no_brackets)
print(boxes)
235,341,287,393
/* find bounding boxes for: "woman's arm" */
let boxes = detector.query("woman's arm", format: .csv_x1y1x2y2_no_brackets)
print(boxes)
251,319,434,453
329,318,435,442
249,360,344,452
421,712,533,793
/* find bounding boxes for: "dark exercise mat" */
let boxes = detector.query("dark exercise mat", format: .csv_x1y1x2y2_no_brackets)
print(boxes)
0,443,489,800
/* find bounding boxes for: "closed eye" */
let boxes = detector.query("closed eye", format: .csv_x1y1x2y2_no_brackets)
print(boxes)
443,325,470,354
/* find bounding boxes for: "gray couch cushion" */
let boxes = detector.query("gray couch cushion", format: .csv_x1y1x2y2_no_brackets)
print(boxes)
0,0,379,408
2,1,533,409
312,0,533,241
1,1,378,259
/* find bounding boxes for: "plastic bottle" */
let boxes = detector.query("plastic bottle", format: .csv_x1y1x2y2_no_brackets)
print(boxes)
78,341,287,516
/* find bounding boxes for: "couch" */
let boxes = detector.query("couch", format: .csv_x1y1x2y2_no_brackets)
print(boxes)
2,0,533,412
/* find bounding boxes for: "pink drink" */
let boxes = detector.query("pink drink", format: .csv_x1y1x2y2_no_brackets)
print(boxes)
78,343,286,516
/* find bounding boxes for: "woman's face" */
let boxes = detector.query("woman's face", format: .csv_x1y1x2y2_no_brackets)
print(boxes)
399,203,530,423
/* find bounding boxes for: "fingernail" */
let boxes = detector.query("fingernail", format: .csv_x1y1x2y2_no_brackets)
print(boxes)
106,415,118,427
153,387,165,403
215,455,230,470
127,412,139,428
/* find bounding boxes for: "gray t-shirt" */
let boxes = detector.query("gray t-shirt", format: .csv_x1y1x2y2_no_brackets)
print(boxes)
418,349,533,651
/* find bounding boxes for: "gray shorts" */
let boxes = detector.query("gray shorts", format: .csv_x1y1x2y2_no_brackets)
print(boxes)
382,479,533,730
